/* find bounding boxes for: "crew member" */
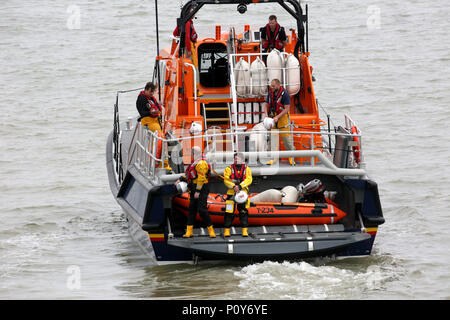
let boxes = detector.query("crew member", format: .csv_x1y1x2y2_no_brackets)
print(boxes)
222,152,253,237
260,15,287,53
136,82,163,134
173,7,198,58
264,79,296,166
175,146,216,238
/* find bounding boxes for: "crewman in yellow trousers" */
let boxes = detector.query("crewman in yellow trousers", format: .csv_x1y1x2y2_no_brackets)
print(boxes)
264,78,296,166
136,82,163,133
223,152,253,237
136,82,171,170
175,146,216,238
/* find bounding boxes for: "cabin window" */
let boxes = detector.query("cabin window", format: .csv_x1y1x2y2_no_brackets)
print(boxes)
197,43,228,88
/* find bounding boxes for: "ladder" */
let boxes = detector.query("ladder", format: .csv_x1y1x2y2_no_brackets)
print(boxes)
202,103,235,153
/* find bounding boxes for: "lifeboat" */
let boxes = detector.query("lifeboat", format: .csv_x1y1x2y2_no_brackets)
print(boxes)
107,0,385,263
173,193,346,226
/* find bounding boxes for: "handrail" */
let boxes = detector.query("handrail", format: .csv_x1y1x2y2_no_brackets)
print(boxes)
125,118,364,182
184,62,198,117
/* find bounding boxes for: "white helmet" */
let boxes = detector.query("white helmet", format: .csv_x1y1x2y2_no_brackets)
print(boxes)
176,181,188,193
189,122,202,135
234,191,248,204
263,117,275,130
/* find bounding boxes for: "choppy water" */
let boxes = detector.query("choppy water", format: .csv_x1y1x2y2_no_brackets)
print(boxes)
1,0,449,300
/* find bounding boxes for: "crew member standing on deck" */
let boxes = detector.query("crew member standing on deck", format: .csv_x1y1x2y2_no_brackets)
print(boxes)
264,78,296,166
175,146,216,238
173,6,198,58
260,15,287,53
223,152,253,237
136,82,163,134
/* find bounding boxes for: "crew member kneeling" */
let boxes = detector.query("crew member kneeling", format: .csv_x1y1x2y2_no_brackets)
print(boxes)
223,152,253,237
175,146,216,238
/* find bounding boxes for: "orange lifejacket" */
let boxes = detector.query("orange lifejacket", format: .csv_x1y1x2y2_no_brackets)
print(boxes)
262,23,283,51
267,86,286,117
185,156,211,183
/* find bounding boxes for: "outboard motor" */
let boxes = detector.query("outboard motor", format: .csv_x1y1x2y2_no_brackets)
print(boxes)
297,179,326,203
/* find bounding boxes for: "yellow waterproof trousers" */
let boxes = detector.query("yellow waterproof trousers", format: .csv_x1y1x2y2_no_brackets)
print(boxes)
141,116,162,134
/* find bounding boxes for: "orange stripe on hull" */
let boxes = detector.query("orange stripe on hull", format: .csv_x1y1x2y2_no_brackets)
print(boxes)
149,234,165,242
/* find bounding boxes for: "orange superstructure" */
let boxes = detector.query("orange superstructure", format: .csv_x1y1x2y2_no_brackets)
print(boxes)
151,21,323,165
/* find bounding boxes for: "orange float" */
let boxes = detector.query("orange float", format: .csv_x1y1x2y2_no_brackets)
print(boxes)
351,125,361,164
173,193,347,226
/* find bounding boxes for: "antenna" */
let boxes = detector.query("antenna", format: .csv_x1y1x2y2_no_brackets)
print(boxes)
155,0,161,100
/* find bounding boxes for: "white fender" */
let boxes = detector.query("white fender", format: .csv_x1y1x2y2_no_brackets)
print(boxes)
235,191,248,204
248,122,267,152
176,181,188,193
189,121,202,135
267,49,283,85
250,57,267,97
235,58,250,97
281,186,299,203
250,189,283,203
285,54,300,95
263,117,275,130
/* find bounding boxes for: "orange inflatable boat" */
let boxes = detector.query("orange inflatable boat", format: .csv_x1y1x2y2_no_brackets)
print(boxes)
172,193,347,226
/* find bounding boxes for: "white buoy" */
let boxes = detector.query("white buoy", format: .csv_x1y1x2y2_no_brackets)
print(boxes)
281,186,299,203
285,54,301,95
263,117,275,130
267,49,283,84
250,189,283,203
189,121,202,135
176,181,188,193
248,122,268,152
235,58,250,97
250,57,267,97
234,191,248,204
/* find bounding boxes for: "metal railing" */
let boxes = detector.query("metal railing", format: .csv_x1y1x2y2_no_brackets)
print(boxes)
126,120,366,183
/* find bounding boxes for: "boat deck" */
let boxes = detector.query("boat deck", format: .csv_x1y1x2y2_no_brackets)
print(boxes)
167,224,371,259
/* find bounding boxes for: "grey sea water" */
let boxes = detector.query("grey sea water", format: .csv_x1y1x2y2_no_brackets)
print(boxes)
0,0,449,299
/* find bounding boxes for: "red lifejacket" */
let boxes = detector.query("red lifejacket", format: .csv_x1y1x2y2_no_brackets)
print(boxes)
185,156,211,183
230,163,247,183
139,91,161,118
262,23,283,50
267,86,286,117
173,19,197,54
